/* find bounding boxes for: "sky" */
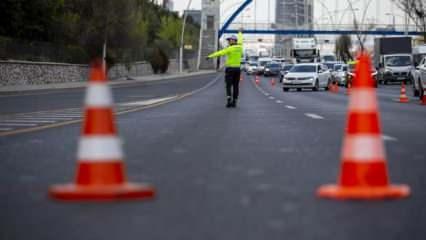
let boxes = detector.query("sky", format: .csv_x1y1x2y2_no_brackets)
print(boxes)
170,0,408,26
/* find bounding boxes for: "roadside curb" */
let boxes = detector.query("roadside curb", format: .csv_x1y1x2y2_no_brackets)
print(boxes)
0,70,217,93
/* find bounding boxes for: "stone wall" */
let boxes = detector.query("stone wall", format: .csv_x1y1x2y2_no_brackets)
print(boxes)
0,58,197,87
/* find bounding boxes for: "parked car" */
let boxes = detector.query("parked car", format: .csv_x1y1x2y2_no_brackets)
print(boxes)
282,63,332,92
334,64,348,86
346,61,378,88
411,56,426,98
246,62,258,75
279,64,294,82
263,62,281,76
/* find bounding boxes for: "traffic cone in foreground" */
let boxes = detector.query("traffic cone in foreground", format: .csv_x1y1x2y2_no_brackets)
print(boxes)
49,60,155,201
317,53,410,200
399,82,409,103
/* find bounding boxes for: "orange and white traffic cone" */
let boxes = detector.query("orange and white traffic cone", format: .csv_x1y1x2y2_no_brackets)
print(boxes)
346,82,352,95
317,53,410,200
399,82,409,103
49,60,155,201
271,78,276,86
333,82,339,93
422,93,426,105
240,74,244,82
255,75,260,85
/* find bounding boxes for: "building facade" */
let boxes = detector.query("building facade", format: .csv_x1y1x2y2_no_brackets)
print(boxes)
274,0,314,57
199,0,220,69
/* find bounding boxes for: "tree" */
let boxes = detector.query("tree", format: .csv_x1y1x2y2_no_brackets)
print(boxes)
393,0,426,41
335,35,353,62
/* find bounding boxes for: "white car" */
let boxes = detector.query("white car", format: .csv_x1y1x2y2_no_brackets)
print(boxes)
411,56,426,98
334,64,348,86
246,62,258,75
282,63,332,92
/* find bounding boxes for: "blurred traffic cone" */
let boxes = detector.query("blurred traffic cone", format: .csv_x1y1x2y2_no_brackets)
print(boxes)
240,74,244,82
399,82,409,103
346,82,352,95
333,82,339,93
422,93,426,105
255,75,260,85
317,53,410,200
49,60,155,201
271,78,276,86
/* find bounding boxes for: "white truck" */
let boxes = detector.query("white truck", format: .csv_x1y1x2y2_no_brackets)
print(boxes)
374,37,413,85
290,38,320,63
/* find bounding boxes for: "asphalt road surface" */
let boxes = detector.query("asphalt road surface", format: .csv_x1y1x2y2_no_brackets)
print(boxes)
1,72,426,240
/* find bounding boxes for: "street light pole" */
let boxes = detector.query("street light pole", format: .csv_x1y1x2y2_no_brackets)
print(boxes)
180,0,193,73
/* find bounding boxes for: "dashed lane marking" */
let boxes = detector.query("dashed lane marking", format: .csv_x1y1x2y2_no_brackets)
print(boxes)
285,105,297,109
269,96,275,100
0,128,12,131
304,113,324,120
276,100,283,104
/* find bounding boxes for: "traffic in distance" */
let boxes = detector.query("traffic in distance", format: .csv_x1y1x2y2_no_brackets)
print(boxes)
241,36,426,99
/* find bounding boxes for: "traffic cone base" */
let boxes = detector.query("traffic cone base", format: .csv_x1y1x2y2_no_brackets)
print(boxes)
49,183,155,201
399,82,409,103
317,184,410,200
399,98,409,103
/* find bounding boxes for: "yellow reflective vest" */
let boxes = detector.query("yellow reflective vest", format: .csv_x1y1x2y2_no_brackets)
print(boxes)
207,32,243,68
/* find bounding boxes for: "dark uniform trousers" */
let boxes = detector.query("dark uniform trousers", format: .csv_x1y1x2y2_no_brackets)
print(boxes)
225,67,241,100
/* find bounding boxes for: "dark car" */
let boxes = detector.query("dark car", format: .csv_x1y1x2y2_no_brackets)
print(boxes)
263,62,282,76
346,61,378,88
279,64,294,82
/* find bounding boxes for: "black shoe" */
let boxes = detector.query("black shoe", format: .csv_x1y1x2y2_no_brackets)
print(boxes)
231,99,237,108
226,98,232,108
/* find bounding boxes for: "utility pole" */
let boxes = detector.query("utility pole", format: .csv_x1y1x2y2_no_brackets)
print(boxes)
179,0,193,73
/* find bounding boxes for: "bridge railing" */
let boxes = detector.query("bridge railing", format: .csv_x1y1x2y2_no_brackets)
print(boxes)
223,22,419,33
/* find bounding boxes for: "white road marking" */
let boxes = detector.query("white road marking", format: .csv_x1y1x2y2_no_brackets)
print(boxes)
269,96,275,100
304,113,324,120
0,123,38,127
18,117,73,121
276,100,283,104
0,128,13,131
118,96,177,107
0,120,56,123
264,93,270,96
33,114,81,117
382,135,398,142
285,105,296,109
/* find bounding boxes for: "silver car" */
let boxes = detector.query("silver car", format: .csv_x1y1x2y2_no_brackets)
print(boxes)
282,63,332,92
334,64,348,86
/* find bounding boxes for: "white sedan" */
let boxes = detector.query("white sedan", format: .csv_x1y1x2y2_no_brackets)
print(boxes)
282,63,332,92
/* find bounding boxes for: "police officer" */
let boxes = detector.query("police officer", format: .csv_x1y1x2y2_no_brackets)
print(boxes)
207,30,243,108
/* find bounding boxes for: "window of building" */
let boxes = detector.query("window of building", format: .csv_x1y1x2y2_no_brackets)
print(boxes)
207,16,214,29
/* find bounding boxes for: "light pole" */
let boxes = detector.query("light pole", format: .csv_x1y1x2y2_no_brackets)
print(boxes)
385,13,396,30
179,0,193,73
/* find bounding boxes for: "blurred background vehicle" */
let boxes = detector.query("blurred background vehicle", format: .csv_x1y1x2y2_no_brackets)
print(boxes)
279,64,294,82
282,63,331,92
264,61,281,76
375,37,413,85
346,61,378,88
256,57,272,75
411,56,426,98
334,64,348,86
246,62,259,75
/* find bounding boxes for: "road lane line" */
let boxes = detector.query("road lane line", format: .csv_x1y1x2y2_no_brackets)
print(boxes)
0,120,56,123
382,135,398,142
276,100,283,104
0,73,222,137
285,105,296,109
304,113,324,119
269,96,275,100
0,128,13,131
0,123,38,127
18,117,73,120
